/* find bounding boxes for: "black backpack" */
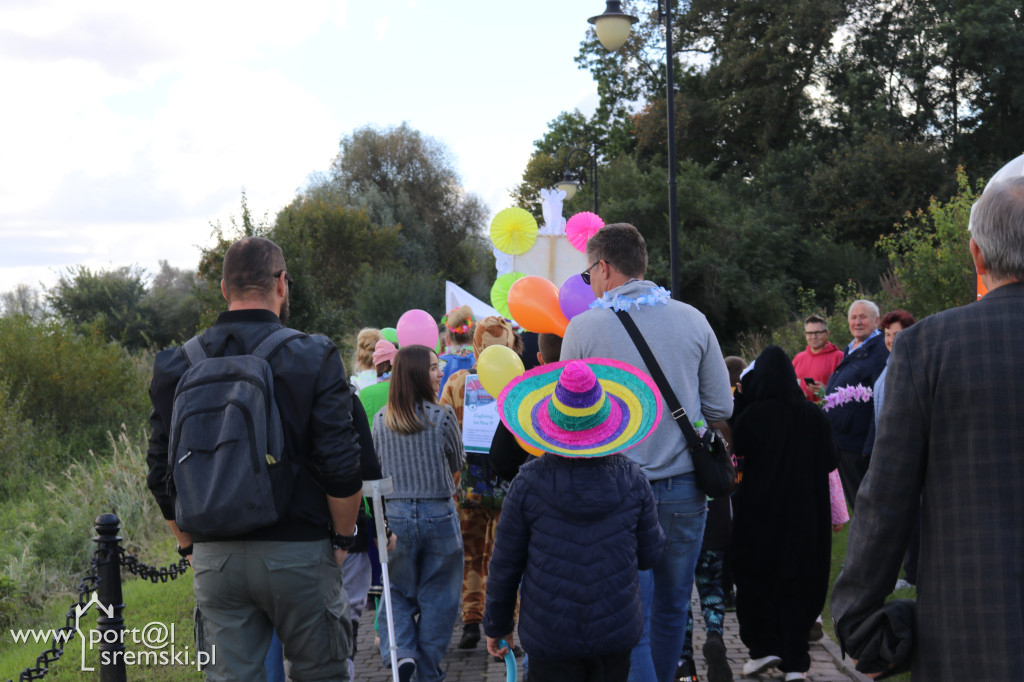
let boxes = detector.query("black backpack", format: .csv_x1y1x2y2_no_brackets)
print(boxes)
167,327,305,536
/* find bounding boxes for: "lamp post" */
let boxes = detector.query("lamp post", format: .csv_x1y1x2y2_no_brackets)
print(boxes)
588,0,680,301
555,146,599,214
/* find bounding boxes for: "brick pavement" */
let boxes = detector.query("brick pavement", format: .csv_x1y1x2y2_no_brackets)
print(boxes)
350,590,870,682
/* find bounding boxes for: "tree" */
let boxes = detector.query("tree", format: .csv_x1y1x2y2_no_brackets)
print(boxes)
1,284,45,318
271,197,402,338
324,123,492,292
144,261,205,348
876,167,977,318
45,265,154,350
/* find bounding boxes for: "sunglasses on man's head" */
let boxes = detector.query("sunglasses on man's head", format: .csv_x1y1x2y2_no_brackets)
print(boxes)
273,270,294,288
581,260,601,285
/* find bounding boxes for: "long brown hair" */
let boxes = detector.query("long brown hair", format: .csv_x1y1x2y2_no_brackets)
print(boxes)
384,346,439,434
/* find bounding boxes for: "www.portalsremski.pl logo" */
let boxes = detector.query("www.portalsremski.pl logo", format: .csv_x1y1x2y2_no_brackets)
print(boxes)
7,593,215,672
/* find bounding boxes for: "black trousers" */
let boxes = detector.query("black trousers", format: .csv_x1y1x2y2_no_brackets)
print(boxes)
528,652,632,682
837,448,870,510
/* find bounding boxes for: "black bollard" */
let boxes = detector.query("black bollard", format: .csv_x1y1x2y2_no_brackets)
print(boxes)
94,513,127,682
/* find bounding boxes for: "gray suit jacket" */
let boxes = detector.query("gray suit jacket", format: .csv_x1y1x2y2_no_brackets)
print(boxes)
831,281,1024,681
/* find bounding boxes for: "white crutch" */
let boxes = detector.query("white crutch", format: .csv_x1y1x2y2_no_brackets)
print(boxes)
362,477,400,682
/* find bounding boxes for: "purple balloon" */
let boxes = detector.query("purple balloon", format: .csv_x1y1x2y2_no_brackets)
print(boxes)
559,274,596,321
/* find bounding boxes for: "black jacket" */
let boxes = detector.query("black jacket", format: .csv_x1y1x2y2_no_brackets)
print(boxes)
824,333,888,454
146,309,362,542
483,453,664,659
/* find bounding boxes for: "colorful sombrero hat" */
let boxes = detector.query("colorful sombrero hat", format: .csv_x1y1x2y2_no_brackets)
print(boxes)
497,358,662,458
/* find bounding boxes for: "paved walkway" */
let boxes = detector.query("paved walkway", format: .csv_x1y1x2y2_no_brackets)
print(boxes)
350,591,870,681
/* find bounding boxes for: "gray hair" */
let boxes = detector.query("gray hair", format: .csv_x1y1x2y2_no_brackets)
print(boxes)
972,176,1024,281
848,299,879,319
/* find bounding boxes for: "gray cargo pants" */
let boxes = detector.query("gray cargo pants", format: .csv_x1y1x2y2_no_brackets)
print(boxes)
192,539,352,681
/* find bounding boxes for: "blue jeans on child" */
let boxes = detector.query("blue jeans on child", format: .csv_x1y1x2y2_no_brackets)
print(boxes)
379,498,463,682
628,473,707,682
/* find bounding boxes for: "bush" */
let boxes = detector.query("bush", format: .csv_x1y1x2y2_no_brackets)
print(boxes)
0,380,64,500
0,427,165,618
0,316,151,460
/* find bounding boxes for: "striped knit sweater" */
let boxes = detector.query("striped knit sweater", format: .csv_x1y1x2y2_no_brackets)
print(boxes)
371,401,465,499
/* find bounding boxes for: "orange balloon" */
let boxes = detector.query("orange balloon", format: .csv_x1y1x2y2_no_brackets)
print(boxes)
507,276,569,336
515,435,545,457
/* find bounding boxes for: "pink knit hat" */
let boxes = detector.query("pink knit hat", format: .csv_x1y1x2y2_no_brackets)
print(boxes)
372,339,398,367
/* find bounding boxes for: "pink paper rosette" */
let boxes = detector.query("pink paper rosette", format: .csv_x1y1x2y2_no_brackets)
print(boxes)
565,211,605,253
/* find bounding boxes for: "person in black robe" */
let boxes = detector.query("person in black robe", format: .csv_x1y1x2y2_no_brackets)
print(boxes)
730,346,839,681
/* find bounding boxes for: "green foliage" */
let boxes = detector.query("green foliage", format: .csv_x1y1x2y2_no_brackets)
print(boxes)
877,168,978,318
324,123,492,287
144,261,205,349
0,428,165,623
0,316,150,460
0,380,63,500
272,199,402,338
46,265,153,350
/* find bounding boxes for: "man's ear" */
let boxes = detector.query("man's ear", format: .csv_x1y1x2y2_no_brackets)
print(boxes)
970,237,988,275
220,279,229,303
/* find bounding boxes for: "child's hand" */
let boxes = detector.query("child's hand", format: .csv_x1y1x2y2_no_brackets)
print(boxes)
486,634,513,658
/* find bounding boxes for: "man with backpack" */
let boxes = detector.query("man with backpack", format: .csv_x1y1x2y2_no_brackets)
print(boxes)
146,236,363,680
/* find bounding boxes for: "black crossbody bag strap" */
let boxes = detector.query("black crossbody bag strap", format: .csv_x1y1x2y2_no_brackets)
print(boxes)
614,310,703,452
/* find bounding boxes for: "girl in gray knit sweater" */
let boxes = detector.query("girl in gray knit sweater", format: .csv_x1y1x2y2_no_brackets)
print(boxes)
371,345,466,682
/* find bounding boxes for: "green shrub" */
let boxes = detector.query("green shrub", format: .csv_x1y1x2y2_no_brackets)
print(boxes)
1,427,165,614
0,380,65,500
0,316,150,460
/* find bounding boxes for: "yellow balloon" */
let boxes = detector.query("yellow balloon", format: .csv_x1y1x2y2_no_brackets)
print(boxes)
477,345,525,398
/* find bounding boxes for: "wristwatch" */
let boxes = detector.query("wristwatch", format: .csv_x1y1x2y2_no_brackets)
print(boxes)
177,544,193,558
330,526,358,552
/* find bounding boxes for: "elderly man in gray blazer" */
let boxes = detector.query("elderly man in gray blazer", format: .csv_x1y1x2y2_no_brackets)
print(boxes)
830,176,1024,681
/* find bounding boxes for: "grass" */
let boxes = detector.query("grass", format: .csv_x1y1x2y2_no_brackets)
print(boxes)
1,537,201,681
825,514,915,682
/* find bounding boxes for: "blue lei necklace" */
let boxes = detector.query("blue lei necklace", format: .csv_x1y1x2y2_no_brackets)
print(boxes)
589,285,672,312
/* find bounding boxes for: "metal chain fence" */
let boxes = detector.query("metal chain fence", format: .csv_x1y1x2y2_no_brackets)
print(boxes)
6,514,189,682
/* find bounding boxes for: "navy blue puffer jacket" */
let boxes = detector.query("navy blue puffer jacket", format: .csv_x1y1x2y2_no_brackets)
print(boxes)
482,453,665,660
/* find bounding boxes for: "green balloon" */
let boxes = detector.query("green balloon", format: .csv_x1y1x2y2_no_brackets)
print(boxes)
381,327,398,345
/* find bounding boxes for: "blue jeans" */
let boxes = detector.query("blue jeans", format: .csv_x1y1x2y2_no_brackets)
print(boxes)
379,498,464,682
628,473,707,682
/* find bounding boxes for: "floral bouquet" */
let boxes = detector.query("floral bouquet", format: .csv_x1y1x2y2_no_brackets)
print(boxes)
822,384,873,412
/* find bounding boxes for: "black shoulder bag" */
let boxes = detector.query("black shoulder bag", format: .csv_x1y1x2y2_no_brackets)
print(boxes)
615,310,736,498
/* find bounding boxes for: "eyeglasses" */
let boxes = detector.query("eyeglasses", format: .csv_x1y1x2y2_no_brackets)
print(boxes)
804,330,828,336
581,260,601,285
273,270,294,288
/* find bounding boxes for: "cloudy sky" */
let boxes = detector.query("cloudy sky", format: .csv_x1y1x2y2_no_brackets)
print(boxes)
0,0,603,293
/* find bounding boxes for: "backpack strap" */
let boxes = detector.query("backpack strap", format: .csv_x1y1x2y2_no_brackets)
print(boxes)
251,327,307,361
182,336,209,367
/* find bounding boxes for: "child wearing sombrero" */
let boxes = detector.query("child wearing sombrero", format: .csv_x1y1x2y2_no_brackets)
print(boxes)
483,358,667,682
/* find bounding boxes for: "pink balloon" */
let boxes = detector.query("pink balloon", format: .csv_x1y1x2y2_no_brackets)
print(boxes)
396,309,438,349
566,212,605,253
559,274,597,320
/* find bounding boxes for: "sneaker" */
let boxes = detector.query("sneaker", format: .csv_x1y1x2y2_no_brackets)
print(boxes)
702,632,733,682
674,656,699,682
784,673,807,681
397,658,416,682
808,621,823,642
458,622,480,649
742,655,781,676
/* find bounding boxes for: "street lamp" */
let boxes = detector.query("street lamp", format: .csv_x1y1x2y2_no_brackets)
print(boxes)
556,146,599,214
588,0,681,301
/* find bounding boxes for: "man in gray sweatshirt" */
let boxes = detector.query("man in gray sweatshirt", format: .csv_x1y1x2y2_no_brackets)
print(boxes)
561,223,733,682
